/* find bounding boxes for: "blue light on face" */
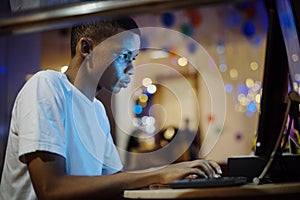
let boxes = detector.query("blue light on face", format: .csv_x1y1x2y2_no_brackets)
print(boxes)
117,51,134,64
134,105,143,115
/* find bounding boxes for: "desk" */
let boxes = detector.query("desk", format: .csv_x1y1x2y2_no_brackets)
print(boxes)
124,182,300,200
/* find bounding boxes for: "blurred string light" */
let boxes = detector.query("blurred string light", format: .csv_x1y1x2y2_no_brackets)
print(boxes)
225,84,233,93
245,78,254,88
229,68,238,79
250,61,259,71
219,63,228,72
132,77,159,134
295,73,300,81
234,79,262,117
292,54,299,62
139,94,148,103
178,57,188,67
147,84,157,94
216,40,228,73
163,127,176,141
216,40,225,54
133,77,158,121
133,116,156,134
142,77,152,87
134,105,143,115
142,116,156,134
61,65,68,73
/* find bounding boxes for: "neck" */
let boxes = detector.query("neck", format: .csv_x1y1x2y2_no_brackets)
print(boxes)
66,57,96,101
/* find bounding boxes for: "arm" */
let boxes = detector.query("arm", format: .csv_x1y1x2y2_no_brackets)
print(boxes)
25,151,222,200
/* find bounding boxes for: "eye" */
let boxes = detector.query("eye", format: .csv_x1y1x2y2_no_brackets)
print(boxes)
118,52,135,63
120,53,128,60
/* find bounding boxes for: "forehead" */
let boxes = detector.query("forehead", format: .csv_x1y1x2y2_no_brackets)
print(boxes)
114,31,141,52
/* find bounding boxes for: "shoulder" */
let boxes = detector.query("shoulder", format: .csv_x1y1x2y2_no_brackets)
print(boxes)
31,70,65,81
16,70,69,102
25,70,68,89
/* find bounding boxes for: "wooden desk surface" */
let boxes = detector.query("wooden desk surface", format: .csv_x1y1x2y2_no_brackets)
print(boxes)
123,182,300,199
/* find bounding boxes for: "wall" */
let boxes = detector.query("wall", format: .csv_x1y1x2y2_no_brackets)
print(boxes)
0,33,41,173
115,1,268,166
0,0,268,171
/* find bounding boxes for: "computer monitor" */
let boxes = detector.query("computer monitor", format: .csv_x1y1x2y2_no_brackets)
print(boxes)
255,0,300,163
254,0,289,159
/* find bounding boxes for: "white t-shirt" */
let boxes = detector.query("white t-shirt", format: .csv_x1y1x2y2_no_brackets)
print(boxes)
0,70,123,200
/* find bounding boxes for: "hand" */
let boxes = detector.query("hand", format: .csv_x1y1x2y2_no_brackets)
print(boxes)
154,160,222,184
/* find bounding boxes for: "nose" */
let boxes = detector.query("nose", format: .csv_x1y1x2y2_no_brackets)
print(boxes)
125,62,135,75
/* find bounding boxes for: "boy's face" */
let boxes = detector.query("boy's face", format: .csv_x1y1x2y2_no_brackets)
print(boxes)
98,32,140,94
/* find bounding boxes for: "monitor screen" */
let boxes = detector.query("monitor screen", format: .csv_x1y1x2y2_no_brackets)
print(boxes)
255,0,300,159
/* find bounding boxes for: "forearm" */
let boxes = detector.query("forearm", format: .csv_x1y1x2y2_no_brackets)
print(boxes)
26,152,221,200
26,152,161,200
35,171,160,200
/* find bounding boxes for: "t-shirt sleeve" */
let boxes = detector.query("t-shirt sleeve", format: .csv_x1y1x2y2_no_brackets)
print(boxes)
15,73,66,163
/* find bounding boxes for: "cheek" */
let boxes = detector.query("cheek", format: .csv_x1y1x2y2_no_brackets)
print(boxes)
112,62,126,78
102,63,123,85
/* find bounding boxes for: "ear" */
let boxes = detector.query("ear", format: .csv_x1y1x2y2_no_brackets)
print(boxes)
80,38,93,55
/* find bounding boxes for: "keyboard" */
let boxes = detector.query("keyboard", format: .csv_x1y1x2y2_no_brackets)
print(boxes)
169,176,248,189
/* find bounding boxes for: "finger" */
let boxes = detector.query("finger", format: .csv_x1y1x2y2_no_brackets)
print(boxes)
191,168,207,179
190,160,219,178
207,160,222,175
203,160,222,178
186,174,198,179
199,161,215,178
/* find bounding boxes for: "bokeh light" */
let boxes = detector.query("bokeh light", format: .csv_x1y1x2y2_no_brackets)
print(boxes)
0,66,7,74
163,127,176,140
219,63,228,72
255,94,261,104
250,61,259,71
216,41,225,54
161,12,175,27
292,54,299,62
245,78,254,88
142,78,153,87
178,57,188,67
134,105,143,115
147,84,157,94
139,94,148,103
295,73,300,82
61,65,68,73
225,84,233,93
229,68,238,79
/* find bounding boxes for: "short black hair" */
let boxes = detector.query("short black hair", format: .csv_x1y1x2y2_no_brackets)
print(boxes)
70,16,140,57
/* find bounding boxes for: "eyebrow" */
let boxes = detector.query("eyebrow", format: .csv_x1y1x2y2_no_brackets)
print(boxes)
122,49,139,59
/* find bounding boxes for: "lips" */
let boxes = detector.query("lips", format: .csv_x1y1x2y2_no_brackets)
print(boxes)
118,79,131,88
